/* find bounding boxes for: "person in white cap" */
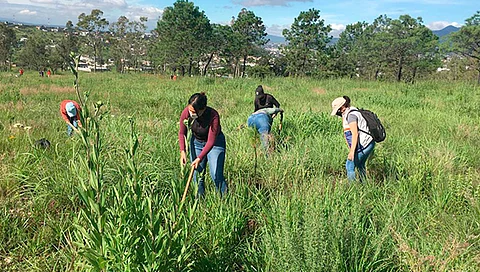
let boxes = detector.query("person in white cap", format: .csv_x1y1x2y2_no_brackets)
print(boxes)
60,100,81,136
331,96,375,182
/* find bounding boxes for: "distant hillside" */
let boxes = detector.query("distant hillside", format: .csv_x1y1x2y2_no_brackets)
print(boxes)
266,34,286,44
3,18,460,44
432,25,459,38
267,35,339,45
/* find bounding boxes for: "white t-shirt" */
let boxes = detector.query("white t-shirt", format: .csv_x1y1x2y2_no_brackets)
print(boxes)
342,107,373,150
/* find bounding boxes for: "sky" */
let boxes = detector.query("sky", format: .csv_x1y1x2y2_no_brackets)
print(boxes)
0,0,478,37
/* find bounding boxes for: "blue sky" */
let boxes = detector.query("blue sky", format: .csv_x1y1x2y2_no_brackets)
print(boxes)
1,0,477,36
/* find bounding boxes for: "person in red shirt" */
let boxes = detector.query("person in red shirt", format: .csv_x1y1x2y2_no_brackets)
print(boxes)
47,70,51,77
60,100,81,136
19,68,24,76
178,92,227,196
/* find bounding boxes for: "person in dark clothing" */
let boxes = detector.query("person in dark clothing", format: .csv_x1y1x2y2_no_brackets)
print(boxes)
254,85,280,112
178,92,227,196
249,85,283,151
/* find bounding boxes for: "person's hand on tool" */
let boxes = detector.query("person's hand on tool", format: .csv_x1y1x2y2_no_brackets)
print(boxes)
180,151,187,166
347,150,355,161
278,123,282,131
191,157,201,169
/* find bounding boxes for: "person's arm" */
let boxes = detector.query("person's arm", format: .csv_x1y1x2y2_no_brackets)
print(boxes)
261,107,283,120
178,108,189,165
260,107,283,117
348,121,358,161
254,99,260,112
269,95,280,108
60,111,70,123
194,110,220,166
60,102,70,123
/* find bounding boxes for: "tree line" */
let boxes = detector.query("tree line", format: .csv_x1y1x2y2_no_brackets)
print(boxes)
0,0,479,82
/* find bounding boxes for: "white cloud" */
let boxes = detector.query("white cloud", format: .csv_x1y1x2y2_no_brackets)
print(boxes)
30,0,57,4
125,6,163,18
329,23,345,38
102,0,128,8
233,0,313,7
383,0,460,4
427,21,462,30
19,9,38,15
266,24,289,36
124,6,163,28
80,0,127,8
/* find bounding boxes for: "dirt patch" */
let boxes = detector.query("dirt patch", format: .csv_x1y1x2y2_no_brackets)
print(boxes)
456,124,478,140
20,85,74,95
0,101,25,111
262,85,273,91
312,88,326,95
0,83,14,90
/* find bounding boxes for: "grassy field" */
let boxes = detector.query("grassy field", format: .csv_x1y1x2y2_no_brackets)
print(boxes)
0,71,479,271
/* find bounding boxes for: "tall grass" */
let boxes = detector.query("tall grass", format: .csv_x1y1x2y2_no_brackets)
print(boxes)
0,71,479,271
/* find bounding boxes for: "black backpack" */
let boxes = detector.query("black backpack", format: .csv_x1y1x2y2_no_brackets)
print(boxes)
349,109,386,143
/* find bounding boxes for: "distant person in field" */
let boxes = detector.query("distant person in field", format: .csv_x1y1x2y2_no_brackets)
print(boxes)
60,100,81,136
19,68,24,77
47,70,51,77
248,85,283,151
331,96,375,182
178,92,227,196
253,85,280,112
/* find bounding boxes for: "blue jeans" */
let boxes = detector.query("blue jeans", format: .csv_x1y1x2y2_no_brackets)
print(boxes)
346,141,375,182
247,113,273,150
189,133,227,197
67,117,78,136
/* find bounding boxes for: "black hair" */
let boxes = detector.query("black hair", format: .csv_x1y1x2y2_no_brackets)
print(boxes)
188,92,207,111
255,85,264,97
343,96,351,107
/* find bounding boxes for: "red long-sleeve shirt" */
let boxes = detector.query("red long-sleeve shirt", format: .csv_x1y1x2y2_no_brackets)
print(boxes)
60,100,81,124
178,106,222,161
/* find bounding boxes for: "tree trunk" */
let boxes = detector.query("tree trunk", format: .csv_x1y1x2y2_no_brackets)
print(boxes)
374,68,380,81
232,60,238,78
93,41,97,73
301,55,307,76
242,55,247,78
188,58,193,76
203,53,214,76
411,67,417,84
396,57,403,82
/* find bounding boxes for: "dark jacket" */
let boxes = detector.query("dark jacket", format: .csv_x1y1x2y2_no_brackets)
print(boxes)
254,94,280,112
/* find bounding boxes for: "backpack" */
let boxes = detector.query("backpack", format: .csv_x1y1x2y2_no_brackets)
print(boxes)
349,109,386,143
